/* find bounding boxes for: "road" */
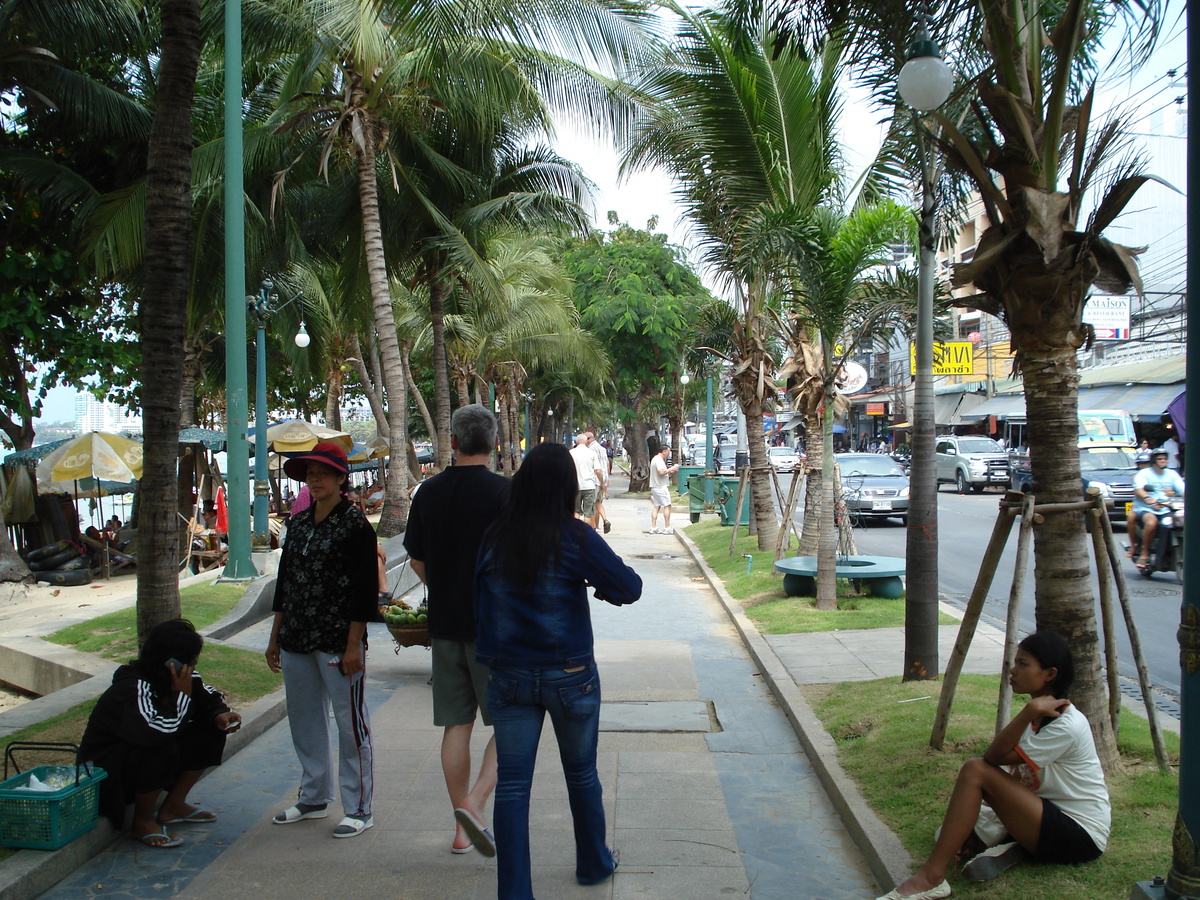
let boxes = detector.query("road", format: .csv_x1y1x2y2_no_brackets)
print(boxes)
774,479,1184,716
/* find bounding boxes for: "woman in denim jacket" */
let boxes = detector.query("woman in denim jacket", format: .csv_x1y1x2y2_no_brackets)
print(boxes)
474,442,642,900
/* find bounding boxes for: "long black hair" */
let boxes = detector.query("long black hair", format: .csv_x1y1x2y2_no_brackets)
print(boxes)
1017,631,1074,699
483,442,580,586
133,618,204,685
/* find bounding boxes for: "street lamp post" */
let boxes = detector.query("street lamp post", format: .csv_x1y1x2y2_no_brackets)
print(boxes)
898,10,953,682
221,0,255,579
248,280,276,551
247,279,311,552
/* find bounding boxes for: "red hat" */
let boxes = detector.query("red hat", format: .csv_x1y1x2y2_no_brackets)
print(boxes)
282,441,350,481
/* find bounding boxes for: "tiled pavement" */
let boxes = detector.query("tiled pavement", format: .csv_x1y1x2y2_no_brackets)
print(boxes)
31,485,888,900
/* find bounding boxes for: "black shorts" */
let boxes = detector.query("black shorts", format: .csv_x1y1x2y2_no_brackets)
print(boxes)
1035,798,1102,865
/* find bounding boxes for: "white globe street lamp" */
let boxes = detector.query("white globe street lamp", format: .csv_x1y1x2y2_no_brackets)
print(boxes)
294,321,311,348
898,31,953,111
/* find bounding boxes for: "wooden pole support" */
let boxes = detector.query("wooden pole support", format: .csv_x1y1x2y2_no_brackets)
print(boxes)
997,491,1035,733
930,490,1022,750
1087,504,1122,739
1097,503,1171,773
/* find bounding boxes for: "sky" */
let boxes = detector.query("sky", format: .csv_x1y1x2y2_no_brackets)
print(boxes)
30,5,1186,428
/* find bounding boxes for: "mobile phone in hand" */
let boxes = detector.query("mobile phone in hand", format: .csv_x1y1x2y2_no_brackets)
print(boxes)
165,658,185,677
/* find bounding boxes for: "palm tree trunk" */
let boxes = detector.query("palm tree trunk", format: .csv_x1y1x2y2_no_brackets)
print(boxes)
349,334,388,437
403,343,437,456
428,270,453,471
742,396,777,551
180,338,201,428
1022,346,1118,771
136,0,200,644
325,367,343,429
798,408,822,555
506,374,522,472
355,123,409,538
816,379,837,610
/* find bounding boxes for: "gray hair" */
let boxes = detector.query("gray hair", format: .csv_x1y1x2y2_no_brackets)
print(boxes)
451,404,497,456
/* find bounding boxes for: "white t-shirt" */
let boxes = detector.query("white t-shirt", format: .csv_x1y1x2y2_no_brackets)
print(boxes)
1133,466,1185,515
1162,437,1181,470
590,440,608,485
650,453,671,489
1011,703,1111,850
570,445,599,490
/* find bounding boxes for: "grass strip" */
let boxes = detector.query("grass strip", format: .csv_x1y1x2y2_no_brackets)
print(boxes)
683,518,955,632
804,676,1179,899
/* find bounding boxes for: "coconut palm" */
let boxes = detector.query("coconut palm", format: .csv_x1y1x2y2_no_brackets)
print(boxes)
624,2,845,551
738,0,1165,767
266,0,648,535
760,201,915,607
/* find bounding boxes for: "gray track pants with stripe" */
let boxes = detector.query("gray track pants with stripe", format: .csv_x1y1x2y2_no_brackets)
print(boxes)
281,646,374,818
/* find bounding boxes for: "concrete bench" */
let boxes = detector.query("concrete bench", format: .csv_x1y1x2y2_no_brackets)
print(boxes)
772,555,907,599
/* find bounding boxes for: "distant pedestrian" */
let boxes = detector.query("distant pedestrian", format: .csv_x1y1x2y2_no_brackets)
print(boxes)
570,434,603,528
587,431,611,534
649,444,679,534
266,441,379,839
404,404,509,856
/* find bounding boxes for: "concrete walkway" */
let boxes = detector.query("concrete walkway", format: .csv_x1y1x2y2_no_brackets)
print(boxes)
20,482,896,900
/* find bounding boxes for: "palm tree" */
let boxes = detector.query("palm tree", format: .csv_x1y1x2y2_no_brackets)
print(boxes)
267,0,648,535
763,201,915,607
624,3,844,551
464,229,610,471
740,0,1165,768
135,0,202,642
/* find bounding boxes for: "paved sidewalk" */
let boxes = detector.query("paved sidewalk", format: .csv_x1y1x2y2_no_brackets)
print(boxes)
31,483,880,900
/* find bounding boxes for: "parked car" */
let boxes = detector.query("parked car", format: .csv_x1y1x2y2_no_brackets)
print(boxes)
1011,442,1137,524
768,445,801,472
837,453,910,524
935,435,1010,493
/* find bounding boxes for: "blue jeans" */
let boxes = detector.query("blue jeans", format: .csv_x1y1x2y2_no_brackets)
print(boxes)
487,663,616,900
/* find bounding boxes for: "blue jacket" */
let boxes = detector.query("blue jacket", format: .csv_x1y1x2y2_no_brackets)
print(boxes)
474,522,642,668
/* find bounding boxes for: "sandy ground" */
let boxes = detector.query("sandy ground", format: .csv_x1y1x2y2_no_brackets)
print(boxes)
0,570,141,639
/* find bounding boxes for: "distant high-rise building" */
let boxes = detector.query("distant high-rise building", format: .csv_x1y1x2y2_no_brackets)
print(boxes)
73,395,142,434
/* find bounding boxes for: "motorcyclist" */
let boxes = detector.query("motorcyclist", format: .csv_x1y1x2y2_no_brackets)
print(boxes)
1130,448,1185,570
1125,451,1153,553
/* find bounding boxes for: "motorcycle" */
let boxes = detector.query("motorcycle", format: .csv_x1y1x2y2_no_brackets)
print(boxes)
1131,500,1184,584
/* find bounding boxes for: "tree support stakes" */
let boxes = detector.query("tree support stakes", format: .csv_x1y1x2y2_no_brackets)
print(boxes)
996,492,1035,733
728,465,751,556
773,468,804,561
1085,505,1122,740
1094,495,1170,773
930,490,1021,750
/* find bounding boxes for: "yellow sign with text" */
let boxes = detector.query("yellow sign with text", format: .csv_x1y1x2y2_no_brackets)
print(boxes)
910,341,974,376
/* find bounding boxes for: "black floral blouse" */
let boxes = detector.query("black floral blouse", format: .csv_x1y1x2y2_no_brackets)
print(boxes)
273,498,379,654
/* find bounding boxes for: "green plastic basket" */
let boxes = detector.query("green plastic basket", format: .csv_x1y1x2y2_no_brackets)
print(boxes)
0,742,107,850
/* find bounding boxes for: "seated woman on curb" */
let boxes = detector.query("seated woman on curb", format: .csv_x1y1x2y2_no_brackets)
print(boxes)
79,619,242,848
878,631,1110,900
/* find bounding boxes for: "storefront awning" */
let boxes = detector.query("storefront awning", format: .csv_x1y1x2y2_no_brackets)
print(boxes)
958,393,1026,421
1077,382,1181,421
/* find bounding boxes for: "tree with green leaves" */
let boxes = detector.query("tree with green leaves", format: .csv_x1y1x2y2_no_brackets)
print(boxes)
623,3,850,550
561,218,714,491
738,0,1165,769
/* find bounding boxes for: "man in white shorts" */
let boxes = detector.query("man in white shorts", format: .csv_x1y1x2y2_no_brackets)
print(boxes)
649,444,679,534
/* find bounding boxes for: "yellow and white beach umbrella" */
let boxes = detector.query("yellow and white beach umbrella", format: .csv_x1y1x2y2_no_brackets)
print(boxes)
37,432,144,484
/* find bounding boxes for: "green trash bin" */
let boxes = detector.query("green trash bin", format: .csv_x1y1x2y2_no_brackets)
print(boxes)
686,470,715,522
715,476,750,526
676,465,704,496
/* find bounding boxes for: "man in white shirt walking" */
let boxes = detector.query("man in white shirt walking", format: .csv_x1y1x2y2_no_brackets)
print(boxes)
648,444,680,534
570,434,604,529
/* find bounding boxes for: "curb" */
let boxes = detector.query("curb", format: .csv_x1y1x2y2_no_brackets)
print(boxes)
674,526,912,893
0,689,287,900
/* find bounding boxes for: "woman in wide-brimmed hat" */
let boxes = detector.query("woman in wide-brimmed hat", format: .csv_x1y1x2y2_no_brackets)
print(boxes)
265,441,381,839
